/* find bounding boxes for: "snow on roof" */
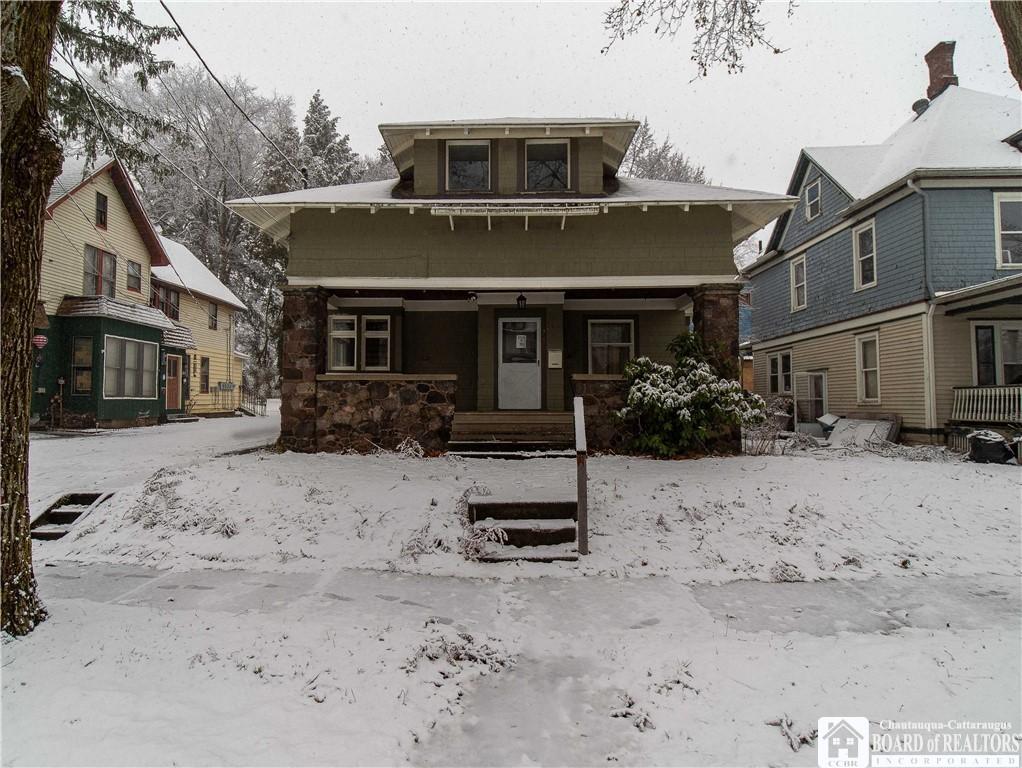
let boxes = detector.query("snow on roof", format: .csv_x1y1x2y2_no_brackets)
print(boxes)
805,86,1021,202
152,236,246,311
56,295,176,330
163,321,198,350
378,117,637,129
46,156,114,208
227,177,796,244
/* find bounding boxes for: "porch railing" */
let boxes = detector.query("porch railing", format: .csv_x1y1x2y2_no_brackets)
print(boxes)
950,385,1022,424
573,396,589,556
239,385,267,417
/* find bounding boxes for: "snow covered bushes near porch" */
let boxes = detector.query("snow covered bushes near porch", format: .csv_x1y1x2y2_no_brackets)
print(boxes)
618,355,765,457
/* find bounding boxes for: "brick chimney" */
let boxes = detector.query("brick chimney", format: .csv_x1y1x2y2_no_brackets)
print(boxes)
925,41,959,100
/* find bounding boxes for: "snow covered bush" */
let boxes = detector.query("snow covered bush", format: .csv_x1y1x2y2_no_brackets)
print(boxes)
618,355,766,457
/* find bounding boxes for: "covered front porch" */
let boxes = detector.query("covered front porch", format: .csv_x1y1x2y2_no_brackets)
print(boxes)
280,282,742,452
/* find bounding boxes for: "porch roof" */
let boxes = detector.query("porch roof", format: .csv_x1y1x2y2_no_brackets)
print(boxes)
226,177,796,245
56,296,176,330
934,273,1022,313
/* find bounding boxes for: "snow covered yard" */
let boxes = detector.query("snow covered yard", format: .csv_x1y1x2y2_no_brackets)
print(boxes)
4,447,1020,766
32,449,1022,583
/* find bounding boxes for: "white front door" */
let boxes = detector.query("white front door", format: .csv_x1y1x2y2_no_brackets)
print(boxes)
498,317,542,409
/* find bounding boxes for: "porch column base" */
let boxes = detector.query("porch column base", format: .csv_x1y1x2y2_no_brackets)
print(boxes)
279,286,327,452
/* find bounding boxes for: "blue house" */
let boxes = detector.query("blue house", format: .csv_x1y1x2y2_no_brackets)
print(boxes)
744,42,1021,446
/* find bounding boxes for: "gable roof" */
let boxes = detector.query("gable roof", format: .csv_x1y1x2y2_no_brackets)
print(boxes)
807,87,1020,203
227,176,795,244
47,156,169,267
756,85,1021,268
151,236,246,311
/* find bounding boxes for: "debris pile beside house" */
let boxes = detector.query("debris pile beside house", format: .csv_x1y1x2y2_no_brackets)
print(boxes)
967,430,1019,465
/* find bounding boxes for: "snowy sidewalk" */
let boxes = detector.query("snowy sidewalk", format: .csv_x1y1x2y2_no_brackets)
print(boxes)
3,561,1018,766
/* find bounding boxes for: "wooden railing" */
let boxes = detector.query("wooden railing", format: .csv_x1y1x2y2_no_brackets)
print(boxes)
573,396,589,556
951,385,1022,424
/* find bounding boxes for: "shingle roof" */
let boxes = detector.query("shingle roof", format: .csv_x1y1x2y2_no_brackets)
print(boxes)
47,156,114,207
151,236,246,311
56,295,176,330
163,321,197,350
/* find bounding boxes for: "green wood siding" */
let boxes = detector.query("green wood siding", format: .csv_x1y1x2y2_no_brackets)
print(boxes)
290,206,735,279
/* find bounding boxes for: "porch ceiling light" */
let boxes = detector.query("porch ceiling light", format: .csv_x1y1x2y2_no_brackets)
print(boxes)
516,293,527,309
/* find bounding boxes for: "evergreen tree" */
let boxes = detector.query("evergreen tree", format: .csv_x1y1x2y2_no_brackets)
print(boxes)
357,143,397,182
299,89,357,187
620,117,707,184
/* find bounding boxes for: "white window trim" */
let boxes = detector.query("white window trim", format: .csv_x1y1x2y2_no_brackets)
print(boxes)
102,334,159,400
994,191,1022,270
790,255,807,312
970,320,1022,385
804,178,822,221
328,314,357,371
767,350,793,395
361,315,391,372
445,139,491,193
852,219,878,291
524,138,571,192
855,331,881,404
587,319,634,374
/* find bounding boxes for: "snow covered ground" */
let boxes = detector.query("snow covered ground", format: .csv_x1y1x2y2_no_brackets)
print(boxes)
4,435,1020,766
26,401,280,516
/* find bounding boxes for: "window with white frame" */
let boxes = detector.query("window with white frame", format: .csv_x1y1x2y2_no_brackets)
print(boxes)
995,191,1022,269
804,178,822,221
790,255,807,311
525,139,569,191
328,315,357,371
856,332,880,403
361,316,391,371
973,321,1022,385
588,319,634,374
853,220,877,290
768,350,792,394
103,335,158,399
446,140,490,192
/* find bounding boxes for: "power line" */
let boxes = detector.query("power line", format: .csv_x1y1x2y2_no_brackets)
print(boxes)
159,0,306,187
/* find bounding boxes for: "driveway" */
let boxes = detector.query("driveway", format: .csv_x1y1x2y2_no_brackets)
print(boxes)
27,401,280,515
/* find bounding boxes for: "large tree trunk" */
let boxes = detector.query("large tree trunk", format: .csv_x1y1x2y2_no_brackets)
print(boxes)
992,1,1022,90
1,0,64,636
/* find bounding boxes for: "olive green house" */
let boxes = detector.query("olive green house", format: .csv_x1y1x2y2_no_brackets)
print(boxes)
228,118,795,451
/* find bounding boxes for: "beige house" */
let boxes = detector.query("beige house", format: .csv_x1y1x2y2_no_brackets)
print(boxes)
151,237,248,416
228,117,794,452
33,156,248,427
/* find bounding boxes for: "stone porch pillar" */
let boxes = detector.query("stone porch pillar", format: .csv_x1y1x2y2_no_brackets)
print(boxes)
691,283,742,368
280,286,326,452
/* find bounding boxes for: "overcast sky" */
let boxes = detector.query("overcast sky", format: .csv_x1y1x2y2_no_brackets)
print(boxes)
136,1,1017,197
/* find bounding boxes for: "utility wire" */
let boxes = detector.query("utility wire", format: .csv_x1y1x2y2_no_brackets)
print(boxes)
159,0,306,187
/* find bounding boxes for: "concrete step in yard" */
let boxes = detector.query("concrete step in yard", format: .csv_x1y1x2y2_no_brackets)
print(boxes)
474,517,578,548
479,543,579,563
468,496,579,562
31,492,112,541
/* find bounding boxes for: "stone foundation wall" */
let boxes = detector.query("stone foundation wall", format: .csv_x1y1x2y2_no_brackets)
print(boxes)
316,377,456,452
571,375,634,452
280,287,327,452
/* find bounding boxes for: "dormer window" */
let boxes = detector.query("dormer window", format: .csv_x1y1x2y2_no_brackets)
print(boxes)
446,140,490,192
804,178,821,221
526,139,569,192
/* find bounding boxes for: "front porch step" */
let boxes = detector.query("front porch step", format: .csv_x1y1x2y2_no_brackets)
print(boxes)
166,414,200,424
452,450,576,460
451,412,574,445
478,543,579,563
468,497,578,523
449,440,573,459
474,517,577,547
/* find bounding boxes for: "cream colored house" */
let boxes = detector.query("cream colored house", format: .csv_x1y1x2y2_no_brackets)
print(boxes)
151,237,248,416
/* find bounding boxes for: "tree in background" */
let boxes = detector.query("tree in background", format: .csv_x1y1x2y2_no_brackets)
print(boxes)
2,0,177,636
603,0,1020,88
357,143,397,182
300,89,358,187
620,117,707,184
